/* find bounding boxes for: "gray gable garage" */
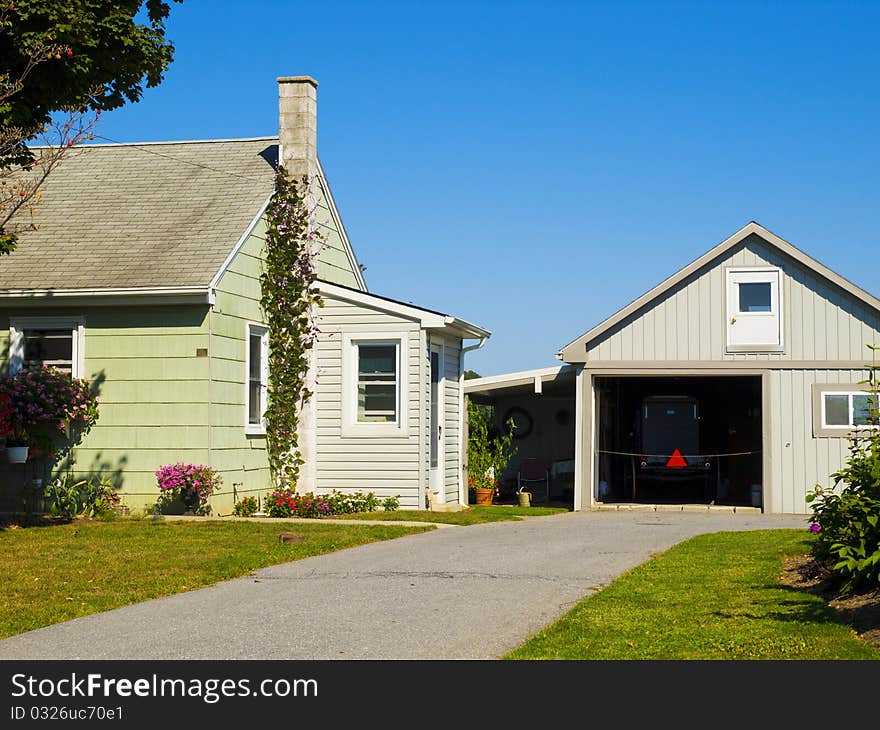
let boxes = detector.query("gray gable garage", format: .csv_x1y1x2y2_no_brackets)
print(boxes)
466,222,880,515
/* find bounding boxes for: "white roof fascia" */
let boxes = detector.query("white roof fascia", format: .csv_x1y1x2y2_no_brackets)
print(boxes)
209,195,272,290
316,281,490,338
0,286,215,306
463,365,574,394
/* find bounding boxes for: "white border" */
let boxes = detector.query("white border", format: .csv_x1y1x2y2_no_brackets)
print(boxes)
9,316,85,378
341,331,410,438
820,390,875,431
244,322,269,435
725,266,784,352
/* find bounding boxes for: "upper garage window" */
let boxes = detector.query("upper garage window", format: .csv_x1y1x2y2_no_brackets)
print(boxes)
726,267,783,352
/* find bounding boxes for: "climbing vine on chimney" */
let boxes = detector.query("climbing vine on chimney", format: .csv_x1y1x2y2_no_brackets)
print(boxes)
260,167,324,487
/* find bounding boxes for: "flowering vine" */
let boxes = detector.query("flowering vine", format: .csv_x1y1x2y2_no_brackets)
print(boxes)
259,167,324,487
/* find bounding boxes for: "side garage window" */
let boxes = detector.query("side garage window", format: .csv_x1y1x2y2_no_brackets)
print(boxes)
813,384,878,437
822,391,875,429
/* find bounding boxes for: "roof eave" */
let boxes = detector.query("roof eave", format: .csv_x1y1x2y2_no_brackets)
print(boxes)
0,286,215,307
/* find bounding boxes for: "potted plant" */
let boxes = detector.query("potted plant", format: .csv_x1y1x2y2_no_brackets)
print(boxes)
155,462,221,515
466,399,517,506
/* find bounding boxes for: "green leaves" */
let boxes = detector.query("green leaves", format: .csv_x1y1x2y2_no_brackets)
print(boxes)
808,348,880,593
259,168,323,488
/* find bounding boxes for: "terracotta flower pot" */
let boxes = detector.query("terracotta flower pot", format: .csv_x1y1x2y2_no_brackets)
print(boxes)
474,487,494,506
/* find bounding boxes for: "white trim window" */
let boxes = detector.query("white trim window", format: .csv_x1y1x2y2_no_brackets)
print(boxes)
821,391,877,430
245,323,269,434
342,332,409,437
9,317,84,377
725,267,783,352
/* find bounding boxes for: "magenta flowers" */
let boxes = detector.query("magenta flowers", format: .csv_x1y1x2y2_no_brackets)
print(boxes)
809,522,821,533
155,462,221,515
0,367,99,454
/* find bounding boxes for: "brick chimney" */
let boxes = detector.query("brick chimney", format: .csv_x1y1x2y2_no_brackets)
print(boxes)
277,76,318,179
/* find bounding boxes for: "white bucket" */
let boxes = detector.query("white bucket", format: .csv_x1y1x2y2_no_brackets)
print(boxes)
6,446,28,464
750,485,762,507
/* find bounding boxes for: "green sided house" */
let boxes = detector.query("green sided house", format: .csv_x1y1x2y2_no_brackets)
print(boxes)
0,76,488,513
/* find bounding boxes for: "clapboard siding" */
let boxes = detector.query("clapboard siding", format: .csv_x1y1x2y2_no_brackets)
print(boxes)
314,294,425,509
0,304,212,508
208,223,272,513
587,234,880,362
769,368,867,514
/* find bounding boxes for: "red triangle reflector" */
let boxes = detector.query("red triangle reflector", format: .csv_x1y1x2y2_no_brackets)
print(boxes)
666,448,688,468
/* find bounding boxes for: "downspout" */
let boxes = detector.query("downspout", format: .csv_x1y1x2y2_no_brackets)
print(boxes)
458,336,487,505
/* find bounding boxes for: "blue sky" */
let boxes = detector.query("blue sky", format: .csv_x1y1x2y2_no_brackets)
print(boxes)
100,1,880,375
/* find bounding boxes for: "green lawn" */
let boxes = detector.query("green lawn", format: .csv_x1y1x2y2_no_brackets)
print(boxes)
0,518,430,640
507,529,880,660
337,504,569,525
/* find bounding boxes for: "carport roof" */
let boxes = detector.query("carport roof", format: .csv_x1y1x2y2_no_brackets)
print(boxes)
464,364,577,397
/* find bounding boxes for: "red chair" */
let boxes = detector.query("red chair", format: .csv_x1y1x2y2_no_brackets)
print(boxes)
517,458,550,503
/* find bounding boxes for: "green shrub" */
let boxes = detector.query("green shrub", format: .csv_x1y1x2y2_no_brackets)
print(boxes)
381,495,400,512
807,350,880,592
43,474,120,518
232,496,259,517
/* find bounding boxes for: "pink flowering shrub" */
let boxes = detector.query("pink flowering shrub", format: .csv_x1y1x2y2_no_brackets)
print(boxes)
0,367,100,456
155,462,221,515
0,392,12,439
264,488,382,518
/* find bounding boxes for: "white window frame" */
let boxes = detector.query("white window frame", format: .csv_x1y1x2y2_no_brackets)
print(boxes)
9,316,85,378
820,391,876,431
244,322,269,435
812,383,879,437
342,331,409,438
725,266,784,353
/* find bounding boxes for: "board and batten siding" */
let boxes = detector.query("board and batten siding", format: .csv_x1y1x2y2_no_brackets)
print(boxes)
768,368,870,514
586,234,880,362
313,295,426,509
0,304,212,510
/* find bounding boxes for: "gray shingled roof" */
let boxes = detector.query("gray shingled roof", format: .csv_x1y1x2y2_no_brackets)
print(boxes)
0,137,278,290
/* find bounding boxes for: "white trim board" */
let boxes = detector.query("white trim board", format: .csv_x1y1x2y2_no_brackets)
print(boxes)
316,281,491,339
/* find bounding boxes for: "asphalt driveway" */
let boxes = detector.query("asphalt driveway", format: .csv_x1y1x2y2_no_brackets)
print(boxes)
0,511,806,659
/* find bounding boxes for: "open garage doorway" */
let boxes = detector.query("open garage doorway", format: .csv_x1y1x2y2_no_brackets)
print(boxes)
595,376,763,507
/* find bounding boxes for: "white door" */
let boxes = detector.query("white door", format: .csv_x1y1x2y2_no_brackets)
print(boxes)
726,268,782,350
429,344,445,500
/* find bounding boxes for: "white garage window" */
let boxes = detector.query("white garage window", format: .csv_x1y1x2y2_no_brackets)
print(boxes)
821,391,876,429
9,317,84,377
813,383,879,437
726,267,783,352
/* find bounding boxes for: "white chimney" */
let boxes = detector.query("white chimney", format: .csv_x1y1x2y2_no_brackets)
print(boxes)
277,75,318,180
